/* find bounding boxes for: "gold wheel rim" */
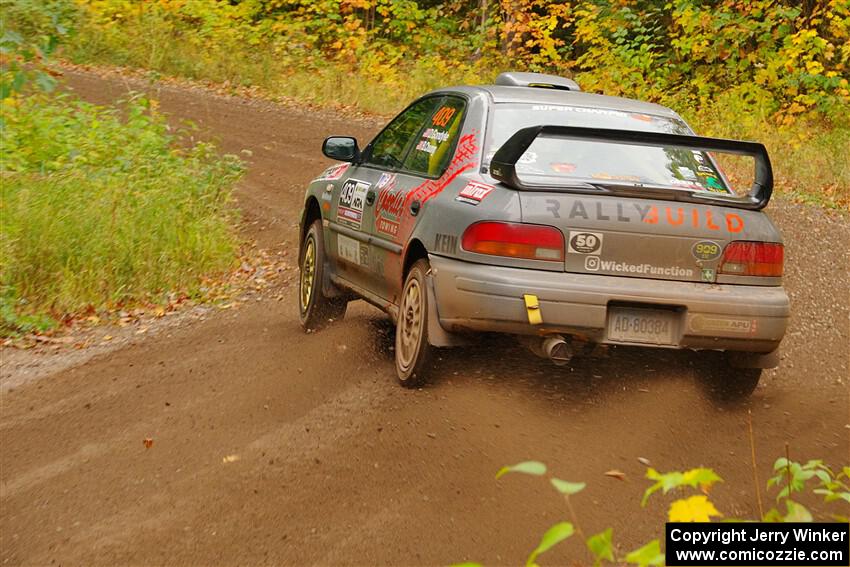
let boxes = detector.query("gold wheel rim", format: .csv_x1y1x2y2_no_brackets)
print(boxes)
398,277,423,371
300,238,316,312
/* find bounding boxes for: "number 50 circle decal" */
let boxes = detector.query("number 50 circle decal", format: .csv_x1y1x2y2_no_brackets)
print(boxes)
568,231,604,254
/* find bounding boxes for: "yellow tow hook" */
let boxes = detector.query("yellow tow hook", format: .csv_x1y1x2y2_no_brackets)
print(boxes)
523,294,543,325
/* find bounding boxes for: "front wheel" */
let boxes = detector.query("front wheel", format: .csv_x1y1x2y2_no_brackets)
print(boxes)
299,219,347,331
395,259,434,388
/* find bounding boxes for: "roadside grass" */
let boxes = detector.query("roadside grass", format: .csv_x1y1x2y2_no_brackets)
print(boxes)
0,93,243,335
64,10,850,209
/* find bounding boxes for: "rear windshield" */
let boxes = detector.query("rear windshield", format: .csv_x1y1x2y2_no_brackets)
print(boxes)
486,103,732,194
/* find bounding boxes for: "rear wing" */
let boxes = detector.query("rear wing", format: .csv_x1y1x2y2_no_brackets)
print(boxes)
489,125,774,210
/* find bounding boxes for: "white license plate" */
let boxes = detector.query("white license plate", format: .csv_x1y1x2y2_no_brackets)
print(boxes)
607,307,676,345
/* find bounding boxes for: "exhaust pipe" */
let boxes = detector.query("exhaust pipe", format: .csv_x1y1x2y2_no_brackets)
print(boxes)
541,335,573,366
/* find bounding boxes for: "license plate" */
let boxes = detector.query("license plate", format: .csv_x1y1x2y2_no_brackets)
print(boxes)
607,307,676,345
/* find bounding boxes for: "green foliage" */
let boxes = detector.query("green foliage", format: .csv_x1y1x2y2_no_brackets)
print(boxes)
0,93,242,335
550,478,586,495
0,1,244,336
641,467,722,506
30,0,846,207
59,0,850,120
625,539,665,567
526,522,574,567
473,454,848,565
765,458,850,522
586,528,614,566
0,0,75,97
496,460,547,479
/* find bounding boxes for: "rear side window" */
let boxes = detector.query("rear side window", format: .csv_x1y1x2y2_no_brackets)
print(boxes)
402,97,466,177
366,97,441,169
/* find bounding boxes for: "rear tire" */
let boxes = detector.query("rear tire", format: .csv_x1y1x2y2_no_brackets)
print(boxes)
701,354,762,402
395,259,433,388
299,219,347,331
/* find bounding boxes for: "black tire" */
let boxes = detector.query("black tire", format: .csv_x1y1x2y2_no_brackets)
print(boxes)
299,219,347,331
395,259,433,387
701,354,762,402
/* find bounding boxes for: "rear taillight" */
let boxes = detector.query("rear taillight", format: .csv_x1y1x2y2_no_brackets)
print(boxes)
461,221,564,261
719,241,784,277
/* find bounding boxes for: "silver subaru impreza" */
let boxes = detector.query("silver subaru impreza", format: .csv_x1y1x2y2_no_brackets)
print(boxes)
298,72,789,399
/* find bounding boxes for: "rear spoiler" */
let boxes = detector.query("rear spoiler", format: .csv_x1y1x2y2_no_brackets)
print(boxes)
489,125,774,210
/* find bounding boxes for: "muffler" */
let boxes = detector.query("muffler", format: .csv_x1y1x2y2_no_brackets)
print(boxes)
541,335,573,366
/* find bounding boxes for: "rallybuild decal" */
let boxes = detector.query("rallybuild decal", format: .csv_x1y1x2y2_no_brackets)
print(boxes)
584,256,695,278
456,181,494,205
337,178,370,229
546,198,746,233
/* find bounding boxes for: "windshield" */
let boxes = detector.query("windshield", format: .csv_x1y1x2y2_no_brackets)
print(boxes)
486,104,732,194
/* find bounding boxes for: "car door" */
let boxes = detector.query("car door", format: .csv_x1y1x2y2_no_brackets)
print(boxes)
364,95,468,302
327,97,442,296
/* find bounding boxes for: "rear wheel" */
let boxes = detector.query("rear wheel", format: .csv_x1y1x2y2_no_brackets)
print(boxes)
299,219,347,331
701,354,762,402
395,259,433,388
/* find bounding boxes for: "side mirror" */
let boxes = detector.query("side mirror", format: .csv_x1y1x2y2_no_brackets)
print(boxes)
322,136,360,162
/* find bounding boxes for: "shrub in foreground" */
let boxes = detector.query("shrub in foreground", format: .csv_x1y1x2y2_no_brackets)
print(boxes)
0,93,243,334
454,457,849,566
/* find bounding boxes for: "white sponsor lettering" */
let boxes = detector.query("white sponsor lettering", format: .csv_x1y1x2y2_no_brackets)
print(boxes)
588,259,695,278
421,128,450,143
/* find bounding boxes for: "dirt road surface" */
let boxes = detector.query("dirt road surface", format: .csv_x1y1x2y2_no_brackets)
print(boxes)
2,71,848,566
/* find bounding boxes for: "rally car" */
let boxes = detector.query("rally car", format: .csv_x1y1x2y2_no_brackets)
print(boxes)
298,72,789,399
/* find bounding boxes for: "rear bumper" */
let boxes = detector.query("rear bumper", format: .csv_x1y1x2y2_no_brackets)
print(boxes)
429,255,789,353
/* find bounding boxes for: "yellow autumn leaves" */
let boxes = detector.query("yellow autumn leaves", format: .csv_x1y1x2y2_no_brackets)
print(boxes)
668,495,723,522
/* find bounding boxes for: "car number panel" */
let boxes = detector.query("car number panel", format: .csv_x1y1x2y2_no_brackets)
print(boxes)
606,306,679,346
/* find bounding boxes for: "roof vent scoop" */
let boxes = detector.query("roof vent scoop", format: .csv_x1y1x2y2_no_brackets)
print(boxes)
495,72,581,92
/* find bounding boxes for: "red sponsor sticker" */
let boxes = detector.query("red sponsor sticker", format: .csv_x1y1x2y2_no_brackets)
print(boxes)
318,162,350,181
456,181,494,205
376,217,399,237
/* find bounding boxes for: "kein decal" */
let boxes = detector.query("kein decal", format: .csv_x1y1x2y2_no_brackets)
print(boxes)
434,233,458,254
